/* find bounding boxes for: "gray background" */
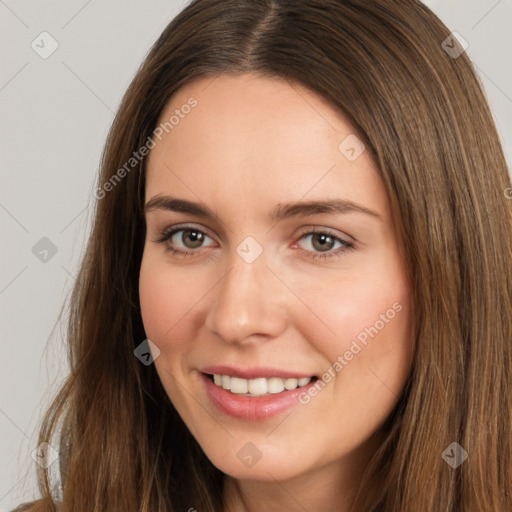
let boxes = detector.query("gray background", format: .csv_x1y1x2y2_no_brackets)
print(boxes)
1,0,511,509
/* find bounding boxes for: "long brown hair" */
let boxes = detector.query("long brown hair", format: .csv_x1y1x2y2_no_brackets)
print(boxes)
19,0,512,510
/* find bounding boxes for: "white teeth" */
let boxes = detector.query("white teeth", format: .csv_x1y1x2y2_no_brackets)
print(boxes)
248,378,267,395
230,377,248,394
284,378,298,390
221,375,230,390
267,377,285,394
210,374,312,396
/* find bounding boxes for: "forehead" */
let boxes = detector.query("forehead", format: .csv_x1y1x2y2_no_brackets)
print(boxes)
152,73,350,154
145,73,388,221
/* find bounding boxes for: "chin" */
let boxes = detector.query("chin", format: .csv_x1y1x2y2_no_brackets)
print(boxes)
200,440,313,482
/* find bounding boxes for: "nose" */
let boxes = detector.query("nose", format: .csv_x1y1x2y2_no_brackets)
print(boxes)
204,247,288,345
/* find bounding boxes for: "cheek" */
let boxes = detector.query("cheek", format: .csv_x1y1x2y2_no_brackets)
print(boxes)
139,254,196,348
294,268,412,441
288,265,412,463
293,251,412,370
139,260,171,340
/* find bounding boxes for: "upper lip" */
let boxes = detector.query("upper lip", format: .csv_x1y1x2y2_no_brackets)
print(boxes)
200,365,317,380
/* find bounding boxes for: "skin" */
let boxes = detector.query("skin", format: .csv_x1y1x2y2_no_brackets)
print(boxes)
139,73,413,511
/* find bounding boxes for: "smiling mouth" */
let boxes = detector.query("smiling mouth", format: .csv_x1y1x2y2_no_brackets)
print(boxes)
205,373,318,397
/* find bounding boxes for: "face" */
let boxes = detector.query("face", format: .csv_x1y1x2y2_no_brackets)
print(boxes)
139,73,413,485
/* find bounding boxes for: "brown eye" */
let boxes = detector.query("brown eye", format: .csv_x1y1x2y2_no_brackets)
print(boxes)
180,229,205,249
296,230,354,260
311,233,335,252
155,227,215,254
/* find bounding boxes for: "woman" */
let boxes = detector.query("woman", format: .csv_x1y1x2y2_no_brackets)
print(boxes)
17,0,512,510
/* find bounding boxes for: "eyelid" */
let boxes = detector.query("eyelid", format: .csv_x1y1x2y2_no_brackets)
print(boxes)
293,225,354,243
291,227,354,259
153,225,350,244
153,223,355,260
152,223,217,244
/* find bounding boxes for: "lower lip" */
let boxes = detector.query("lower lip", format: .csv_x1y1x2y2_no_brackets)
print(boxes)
200,373,317,421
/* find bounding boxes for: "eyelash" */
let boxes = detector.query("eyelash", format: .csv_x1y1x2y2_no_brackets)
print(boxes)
154,225,355,261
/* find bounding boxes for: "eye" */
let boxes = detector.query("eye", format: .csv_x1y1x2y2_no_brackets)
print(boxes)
154,226,215,256
153,225,354,261
294,229,354,260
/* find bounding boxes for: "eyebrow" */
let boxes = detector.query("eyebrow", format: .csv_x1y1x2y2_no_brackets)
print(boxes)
143,195,383,222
